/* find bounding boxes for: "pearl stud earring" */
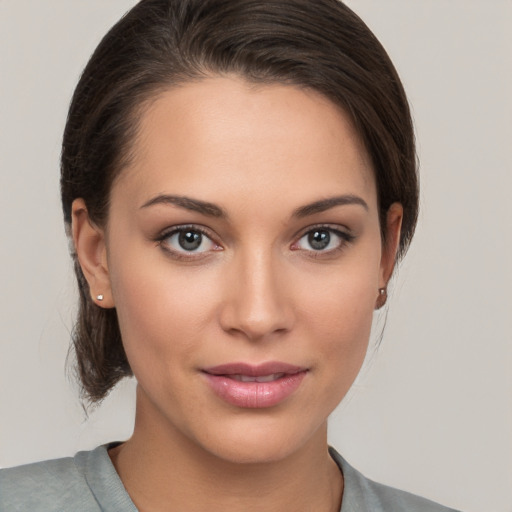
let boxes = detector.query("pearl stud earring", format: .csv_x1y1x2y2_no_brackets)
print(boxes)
375,287,387,309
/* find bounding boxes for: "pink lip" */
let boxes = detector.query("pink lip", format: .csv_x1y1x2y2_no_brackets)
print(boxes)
202,362,308,409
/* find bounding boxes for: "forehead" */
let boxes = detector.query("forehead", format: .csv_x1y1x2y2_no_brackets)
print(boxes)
114,76,376,211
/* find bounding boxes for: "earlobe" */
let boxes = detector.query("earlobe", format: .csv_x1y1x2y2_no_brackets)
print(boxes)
71,198,114,308
377,202,403,307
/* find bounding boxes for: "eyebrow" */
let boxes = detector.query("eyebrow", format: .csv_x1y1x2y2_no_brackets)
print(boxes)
140,194,226,218
293,195,369,218
140,193,368,219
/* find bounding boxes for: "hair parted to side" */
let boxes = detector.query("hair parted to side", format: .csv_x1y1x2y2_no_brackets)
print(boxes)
61,0,418,403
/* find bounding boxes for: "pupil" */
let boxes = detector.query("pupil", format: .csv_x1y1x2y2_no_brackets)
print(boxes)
179,231,202,251
308,230,330,250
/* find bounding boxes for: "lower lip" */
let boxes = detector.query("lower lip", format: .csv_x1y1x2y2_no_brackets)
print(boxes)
203,371,307,408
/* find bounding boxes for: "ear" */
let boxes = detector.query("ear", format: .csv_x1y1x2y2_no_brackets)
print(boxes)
71,198,114,308
378,202,403,290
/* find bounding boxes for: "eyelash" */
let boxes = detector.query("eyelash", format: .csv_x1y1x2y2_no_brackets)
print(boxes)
155,225,221,261
155,223,355,261
291,224,355,257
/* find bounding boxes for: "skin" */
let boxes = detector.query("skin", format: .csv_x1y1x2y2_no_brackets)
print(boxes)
72,76,402,512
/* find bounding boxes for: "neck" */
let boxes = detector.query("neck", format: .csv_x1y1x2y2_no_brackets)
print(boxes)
109,388,343,512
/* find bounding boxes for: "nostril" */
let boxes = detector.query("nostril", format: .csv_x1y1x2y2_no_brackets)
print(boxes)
219,301,294,341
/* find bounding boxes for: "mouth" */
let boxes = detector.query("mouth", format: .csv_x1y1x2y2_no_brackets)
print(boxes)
202,362,308,408
228,373,286,383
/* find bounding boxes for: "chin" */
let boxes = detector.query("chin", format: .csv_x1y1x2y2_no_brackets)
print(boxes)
206,438,298,466
192,414,327,466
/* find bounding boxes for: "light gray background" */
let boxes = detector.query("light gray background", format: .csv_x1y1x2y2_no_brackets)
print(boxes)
0,1,510,511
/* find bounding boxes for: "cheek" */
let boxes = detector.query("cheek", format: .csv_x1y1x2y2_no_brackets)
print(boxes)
312,281,375,361
108,247,216,377
299,250,380,380
310,297,374,413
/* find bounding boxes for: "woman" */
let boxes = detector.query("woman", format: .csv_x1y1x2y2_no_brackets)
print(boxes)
0,1,461,510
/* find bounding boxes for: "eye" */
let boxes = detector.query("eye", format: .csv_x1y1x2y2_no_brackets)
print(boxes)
157,226,220,257
292,226,354,253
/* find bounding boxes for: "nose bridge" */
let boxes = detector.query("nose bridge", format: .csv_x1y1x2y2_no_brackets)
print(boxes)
221,244,292,340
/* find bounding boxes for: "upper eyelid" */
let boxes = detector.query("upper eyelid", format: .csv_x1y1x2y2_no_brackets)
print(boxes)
157,224,217,241
294,223,353,239
155,224,222,256
154,223,354,249
292,225,356,252
156,225,221,260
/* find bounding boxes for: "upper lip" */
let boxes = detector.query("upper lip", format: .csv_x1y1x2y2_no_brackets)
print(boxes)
202,362,306,377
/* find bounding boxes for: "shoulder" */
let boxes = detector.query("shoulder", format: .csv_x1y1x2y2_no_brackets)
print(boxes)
329,448,462,512
0,446,114,512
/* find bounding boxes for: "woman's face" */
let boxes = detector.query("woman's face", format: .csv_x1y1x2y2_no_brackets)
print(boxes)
82,76,400,463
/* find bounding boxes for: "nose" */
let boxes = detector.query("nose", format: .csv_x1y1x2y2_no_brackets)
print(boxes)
219,248,294,341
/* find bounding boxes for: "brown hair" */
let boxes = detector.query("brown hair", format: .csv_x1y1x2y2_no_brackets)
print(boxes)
61,0,418,402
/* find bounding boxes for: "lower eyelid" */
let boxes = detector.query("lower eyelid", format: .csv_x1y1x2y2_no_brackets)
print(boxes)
155,225,354,257
292,227,355,250
156,226,221,254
